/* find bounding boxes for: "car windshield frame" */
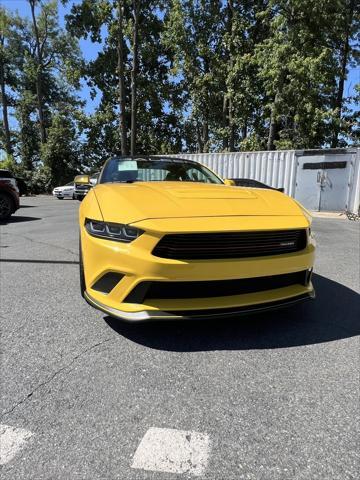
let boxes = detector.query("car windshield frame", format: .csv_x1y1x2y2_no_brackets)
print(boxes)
99,156,224,185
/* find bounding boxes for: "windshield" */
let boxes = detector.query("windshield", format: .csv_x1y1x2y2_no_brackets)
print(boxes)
99,157,223,185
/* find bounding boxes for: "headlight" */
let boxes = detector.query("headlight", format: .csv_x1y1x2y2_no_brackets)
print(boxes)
85,219,143,243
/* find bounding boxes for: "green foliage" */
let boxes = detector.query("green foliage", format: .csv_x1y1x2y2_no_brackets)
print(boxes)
0,154,16,171
41,110,82,188
0,0,359,191
64,0,187,158
1,0,84,189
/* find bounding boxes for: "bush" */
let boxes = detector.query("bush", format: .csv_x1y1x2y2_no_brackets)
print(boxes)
14,167,52,194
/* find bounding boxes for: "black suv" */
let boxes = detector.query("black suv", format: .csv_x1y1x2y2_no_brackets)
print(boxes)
0,170,20,221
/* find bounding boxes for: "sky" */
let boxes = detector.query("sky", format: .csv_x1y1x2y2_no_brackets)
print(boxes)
1,0,360,123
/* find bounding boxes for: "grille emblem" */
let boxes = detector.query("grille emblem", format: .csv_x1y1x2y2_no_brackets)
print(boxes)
280,241,295,246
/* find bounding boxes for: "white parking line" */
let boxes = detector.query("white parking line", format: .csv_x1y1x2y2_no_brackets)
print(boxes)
131,427,210,477
0,424,33,466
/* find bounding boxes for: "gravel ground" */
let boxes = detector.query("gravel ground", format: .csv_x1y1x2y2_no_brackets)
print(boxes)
0,196,359,480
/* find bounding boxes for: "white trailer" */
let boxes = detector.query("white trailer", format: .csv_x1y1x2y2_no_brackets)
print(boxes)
166,148,360,214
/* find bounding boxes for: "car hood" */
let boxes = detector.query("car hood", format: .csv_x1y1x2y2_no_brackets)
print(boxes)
93,182,305,225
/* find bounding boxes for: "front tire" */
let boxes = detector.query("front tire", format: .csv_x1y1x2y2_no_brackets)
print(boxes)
76,195,83,202
0,193,13,221
57,196,64,200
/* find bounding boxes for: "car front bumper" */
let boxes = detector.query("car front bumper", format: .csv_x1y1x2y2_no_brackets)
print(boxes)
80,216,316,321
75,186,91,197
53,191,73,197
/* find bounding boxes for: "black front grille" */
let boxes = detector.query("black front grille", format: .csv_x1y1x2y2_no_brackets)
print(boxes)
124,270,308,303
164,293,312,317
152,229,307,260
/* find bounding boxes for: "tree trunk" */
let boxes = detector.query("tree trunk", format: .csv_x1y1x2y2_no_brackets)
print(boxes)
0,51,12,155
117,0,127,155
331,0,355,148
229,95,235,151
267,100,278,151
35,75,46,144
267,71,286,152
130,0,139,156
196,122,203,153
267,66,289,151
202,122,209,153
227,0,236,151
241,121,247,141
29,0,46,144
222,96,229,151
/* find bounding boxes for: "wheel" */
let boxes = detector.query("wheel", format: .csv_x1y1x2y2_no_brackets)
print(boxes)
0,193,13,221
79,237,86,298
77,195,84,202
72,192,76,200
57,196,64,200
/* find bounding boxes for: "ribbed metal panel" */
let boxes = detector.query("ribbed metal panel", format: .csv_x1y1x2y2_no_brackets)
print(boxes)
165,151,298,196
348,149,360,214
159,148,359,213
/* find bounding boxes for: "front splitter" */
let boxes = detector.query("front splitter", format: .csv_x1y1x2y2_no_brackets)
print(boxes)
84,289,315,322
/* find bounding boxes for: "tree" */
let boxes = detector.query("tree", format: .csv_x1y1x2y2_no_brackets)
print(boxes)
0,7,24,156
329,0,359,147
65,0,185,159
41,109,82,187
15,90,40,171
27,0,82,146
28,0,47,143
116,0,127,154
221,0,271,151
130,0,139,155
254,0,360,150
256,0,331,149
163,0,225,152
0,7,13,155
0,1,83,186
2,0,359,182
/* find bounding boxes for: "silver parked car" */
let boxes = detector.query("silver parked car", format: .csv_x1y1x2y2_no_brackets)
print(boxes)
52,182,75,200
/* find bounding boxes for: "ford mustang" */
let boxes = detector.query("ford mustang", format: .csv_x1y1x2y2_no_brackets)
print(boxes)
79,156,315,321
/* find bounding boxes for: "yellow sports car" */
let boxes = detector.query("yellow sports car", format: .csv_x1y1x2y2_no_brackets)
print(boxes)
79,156,315,321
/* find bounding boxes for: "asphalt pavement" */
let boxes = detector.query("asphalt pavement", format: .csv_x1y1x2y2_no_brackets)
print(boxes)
0,196,359,480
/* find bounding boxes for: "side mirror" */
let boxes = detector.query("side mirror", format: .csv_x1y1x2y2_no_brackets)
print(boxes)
277,187,285,193
223,179,235,186
74,174,90,185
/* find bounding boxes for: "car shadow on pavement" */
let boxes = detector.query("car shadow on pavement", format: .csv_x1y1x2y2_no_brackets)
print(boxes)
0,215,41,225
104,274,360,351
